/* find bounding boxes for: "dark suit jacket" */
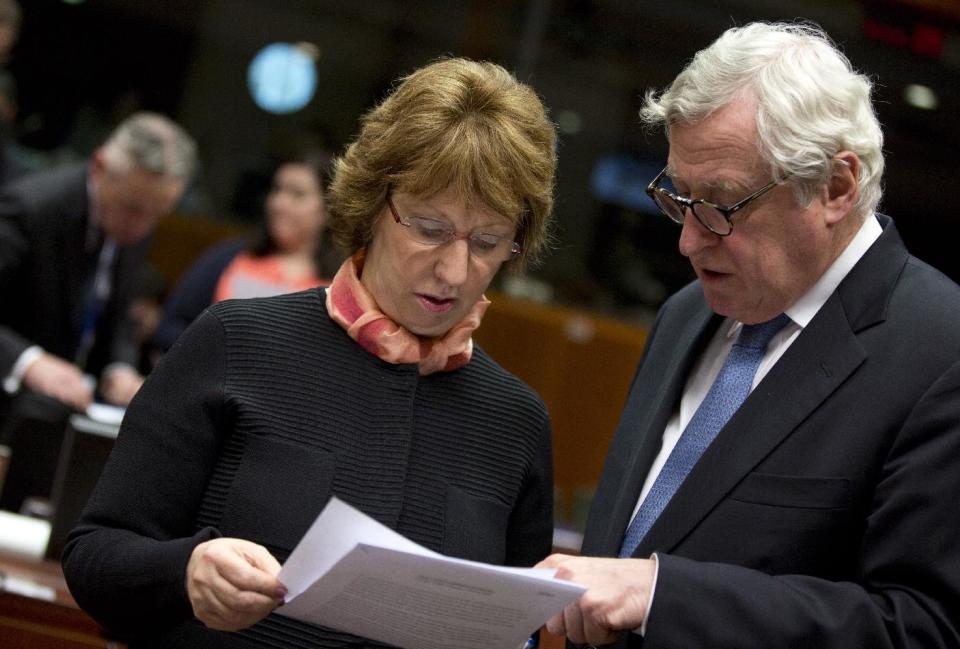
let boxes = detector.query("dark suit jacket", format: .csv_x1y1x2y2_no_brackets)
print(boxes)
581,216,960,648
0,163,146,400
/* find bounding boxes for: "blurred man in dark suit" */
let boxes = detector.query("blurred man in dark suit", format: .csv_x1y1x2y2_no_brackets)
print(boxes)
0,0,21,186
540,22,960,649
0,111,196,421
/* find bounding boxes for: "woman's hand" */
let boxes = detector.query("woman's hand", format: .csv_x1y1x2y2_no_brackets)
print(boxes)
186,538,286,631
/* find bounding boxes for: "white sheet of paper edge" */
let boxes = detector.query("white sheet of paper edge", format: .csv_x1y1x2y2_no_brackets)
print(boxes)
277,497,584,649
85,403,126,427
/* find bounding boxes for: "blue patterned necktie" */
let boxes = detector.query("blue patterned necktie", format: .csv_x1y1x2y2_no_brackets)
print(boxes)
619,313,791,558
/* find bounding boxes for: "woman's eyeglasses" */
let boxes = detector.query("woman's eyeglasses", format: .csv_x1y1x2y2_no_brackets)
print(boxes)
386,191,521,262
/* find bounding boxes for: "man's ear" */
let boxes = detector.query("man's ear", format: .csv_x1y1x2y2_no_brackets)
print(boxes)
822,151,859,225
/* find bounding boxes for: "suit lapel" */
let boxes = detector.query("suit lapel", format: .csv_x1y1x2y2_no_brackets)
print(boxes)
636,295,865,554
633,216,908,556
589,303,718,556
61,171,93,348
64,226,90,341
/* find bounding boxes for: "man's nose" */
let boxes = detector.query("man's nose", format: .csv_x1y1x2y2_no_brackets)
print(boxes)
678,208,716,258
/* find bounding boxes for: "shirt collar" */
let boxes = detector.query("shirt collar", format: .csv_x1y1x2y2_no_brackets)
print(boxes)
786,214,882,328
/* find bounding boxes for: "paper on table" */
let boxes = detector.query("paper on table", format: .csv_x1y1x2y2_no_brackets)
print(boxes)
85,403,125,426
0,511,51,559
277,497,585,649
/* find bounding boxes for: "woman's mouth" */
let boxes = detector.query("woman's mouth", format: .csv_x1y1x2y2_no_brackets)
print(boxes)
417,294,455,313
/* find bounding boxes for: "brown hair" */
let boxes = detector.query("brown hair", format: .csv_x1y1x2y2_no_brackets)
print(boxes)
327,57,556,270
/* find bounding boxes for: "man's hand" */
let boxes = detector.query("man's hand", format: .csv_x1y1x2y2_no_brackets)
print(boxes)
23,352,93,411
536,554,656,647
99,365,144,406
186,538,286,632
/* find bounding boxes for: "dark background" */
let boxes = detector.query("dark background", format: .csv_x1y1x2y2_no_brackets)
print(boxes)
9,0,960,324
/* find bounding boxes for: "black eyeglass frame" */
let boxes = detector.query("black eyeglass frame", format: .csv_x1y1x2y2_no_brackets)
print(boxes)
385,189,522,260
645,167,786,236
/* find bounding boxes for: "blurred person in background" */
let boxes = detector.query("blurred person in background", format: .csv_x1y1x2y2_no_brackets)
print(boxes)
0,69,29,185
0,0,20,67
151,149,342,356
0,0,21,185
125,264,167,375
63,57,557,648
0,111,196,425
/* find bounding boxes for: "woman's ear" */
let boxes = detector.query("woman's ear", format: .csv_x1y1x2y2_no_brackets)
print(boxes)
822,151,860,225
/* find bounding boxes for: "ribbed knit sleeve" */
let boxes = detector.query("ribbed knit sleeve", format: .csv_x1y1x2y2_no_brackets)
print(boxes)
62,308,230,637
506,414,553,567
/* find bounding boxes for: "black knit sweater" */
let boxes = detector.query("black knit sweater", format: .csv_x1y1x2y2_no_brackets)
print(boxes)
62,288,553,648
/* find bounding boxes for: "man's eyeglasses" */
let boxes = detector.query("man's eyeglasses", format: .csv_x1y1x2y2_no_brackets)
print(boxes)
645,167,786,236
386,191,521,262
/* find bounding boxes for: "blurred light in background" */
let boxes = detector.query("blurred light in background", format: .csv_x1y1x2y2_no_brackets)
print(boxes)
247,42,319,115
903,83,939,110
556,109,583,136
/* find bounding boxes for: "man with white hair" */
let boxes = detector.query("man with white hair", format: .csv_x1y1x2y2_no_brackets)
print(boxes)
0,111,196,420
540,22,960,648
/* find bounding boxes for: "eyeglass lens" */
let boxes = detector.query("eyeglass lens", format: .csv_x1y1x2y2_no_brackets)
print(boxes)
406,216,516,260
652,175,731,235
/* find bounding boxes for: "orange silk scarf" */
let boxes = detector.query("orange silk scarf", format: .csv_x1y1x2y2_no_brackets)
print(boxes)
325,251,490,376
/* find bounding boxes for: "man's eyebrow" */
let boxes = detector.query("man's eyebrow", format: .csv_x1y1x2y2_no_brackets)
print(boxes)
665,170,741,193
706,178,749,194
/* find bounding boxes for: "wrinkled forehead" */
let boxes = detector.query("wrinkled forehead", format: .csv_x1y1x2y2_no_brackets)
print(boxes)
662,165,760,195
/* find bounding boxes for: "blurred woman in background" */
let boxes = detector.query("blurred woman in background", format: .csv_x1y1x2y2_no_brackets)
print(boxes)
152,149,342,353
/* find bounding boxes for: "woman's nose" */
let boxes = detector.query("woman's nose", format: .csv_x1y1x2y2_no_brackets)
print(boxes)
434,238,471,286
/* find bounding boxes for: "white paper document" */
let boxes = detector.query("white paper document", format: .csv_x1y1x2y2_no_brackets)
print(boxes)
277,497,585,649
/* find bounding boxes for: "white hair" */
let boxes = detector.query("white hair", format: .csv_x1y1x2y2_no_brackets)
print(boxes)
640,22,884,221
100,111,198,180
